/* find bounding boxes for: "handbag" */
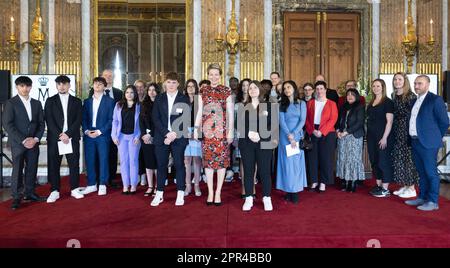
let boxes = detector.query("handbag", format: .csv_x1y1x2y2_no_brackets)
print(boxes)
300,136,313,151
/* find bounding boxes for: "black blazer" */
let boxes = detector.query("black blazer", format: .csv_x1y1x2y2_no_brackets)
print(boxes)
152,92,190,146
44,94,82,142
238,102,278,148
89,87,122,103
2,95,45,147
326,89,339,105
337,104,365,139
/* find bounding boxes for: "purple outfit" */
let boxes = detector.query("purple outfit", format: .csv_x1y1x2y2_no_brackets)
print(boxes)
111,103,141,188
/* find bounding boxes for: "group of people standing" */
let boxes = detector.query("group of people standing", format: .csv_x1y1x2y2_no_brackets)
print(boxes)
3,64,449,212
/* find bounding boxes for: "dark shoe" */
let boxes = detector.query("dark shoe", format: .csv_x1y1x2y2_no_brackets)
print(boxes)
129,191,136,195
372,188,390,198
206,201,213,206
11,199,20,210
284,193,291,201
122,191,129,195
23,193,46,202
241,194,246,199
341,180,347,191
291,193,299,204
369,185,382,195
214,202,222,206
144,187,153,197
351,181,357,193
346,181,352,192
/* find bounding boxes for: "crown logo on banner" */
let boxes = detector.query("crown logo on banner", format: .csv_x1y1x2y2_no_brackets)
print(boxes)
38,76,49,86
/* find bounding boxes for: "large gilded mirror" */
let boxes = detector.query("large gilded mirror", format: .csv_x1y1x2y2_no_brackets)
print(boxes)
98,0,186,89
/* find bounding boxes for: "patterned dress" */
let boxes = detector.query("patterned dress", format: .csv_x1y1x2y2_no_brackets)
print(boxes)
201,85,232,169
392,93,419,186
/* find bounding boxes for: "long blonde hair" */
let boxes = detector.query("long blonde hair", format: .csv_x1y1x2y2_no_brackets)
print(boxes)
392,72,413,100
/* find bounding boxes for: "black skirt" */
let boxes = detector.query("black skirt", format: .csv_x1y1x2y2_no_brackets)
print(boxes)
142,143,157,169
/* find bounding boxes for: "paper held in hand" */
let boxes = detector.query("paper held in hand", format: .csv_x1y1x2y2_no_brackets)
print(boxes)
58,138,73,155
286,142,300,157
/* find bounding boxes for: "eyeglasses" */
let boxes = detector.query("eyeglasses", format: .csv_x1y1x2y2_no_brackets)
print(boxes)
187,85,195,88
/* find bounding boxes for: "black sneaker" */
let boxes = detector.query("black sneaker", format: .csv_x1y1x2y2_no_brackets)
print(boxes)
369,186,382,195
372,188,390,198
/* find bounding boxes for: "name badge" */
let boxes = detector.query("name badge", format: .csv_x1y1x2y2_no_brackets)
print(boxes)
176,108,183,114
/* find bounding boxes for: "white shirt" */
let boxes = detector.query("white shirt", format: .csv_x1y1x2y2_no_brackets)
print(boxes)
314,99,327,125
167,91,178,132
59,93,69,132
104,87,114,99
19,95,32,122
92,94,103,128
409,91,428,136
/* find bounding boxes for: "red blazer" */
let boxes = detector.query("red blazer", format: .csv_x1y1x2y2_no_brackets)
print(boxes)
306,99,338,136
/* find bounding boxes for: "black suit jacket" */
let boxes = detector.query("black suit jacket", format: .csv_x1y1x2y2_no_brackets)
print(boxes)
337,104,365,139
89,87,122,103
152,92,190,146
326,88,339,105
44,94,83,142
2,95,45,148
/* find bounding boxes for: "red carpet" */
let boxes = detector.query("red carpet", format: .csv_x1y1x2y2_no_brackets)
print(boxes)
1,176,450,248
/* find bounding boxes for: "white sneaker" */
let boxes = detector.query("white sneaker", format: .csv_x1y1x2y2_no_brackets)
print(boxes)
71,188,84,199
175,190,185,206
242,196,253,211
165,179,168,186
263,196,273,211
399,188,417,199
140,175,147,186
80,185,97,195
393,186,407,196
151,191,164,206
47,191,60,203
98,185,107,196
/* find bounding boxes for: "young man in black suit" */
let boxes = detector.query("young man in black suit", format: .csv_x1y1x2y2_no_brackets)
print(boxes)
150,72,190,207
2,76,45,210
44,75,84,203
89,69,122,188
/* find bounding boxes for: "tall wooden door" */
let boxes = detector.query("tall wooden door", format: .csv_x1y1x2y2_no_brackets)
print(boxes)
284,12,360,90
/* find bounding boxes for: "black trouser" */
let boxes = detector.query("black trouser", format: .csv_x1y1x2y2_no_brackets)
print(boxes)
367,133,393,183
239,140,273,197
155,141,187,192
47,139,80,191
10,145,39,200
108,141,118,183
308,131,337,185
138,147,145,176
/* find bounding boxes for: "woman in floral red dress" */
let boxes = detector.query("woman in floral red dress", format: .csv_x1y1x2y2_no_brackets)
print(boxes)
194,64,234,206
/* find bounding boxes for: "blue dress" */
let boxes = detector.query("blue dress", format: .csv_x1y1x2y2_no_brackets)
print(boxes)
276,101,308,193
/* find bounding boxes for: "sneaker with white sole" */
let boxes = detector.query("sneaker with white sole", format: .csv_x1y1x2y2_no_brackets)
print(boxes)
263,196,273,211
98,185,107,196
393,186,407,196
225,170,234,182
399,188,417,199
175,190,185,206
80,185,97,195
46,191,60,203
242,196,253,211
71,188,84,199
151,191,164,206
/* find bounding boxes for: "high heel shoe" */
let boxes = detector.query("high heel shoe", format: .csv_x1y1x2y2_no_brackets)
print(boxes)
206,201,213,206
291,193,299,204
144,187,153,197
284,193,291,201
309,184,318,192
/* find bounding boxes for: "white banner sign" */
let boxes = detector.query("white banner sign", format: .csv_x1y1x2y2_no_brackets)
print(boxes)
11,74,77,107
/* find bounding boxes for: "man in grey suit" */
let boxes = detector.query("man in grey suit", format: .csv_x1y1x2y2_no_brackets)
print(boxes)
3,76,45,210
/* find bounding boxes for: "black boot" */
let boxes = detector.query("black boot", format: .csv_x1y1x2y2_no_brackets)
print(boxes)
291,193,299,204
341,180,347,191
351,181,356,193
346,181,352,192
284,193,291,201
